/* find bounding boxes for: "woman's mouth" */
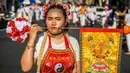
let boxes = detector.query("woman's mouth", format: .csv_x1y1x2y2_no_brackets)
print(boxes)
50,27,57,30
50,27,63,30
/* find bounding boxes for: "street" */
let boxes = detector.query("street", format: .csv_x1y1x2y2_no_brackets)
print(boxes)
0,22,130,73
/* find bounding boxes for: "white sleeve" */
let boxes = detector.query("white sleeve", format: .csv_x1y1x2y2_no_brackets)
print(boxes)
69,36,80,61
34,36,44,59
125,15,127,22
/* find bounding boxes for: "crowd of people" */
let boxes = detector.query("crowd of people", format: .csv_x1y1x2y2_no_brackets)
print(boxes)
14,1,128,28
0,0,129,29
14,1,130,56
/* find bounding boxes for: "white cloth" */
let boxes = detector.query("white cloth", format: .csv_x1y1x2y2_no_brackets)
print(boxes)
80,14,86,27
104,9,112,21
125,14,130,25
108,17,117,28
34,33,80,61
35,0,41,4
17,8,24,18
126,34,130,51
87,7,96,21
23,0,30,5
71,5,79,23
29,5,35,23
39,6,44,20
35,9,40,20
101,11,107,27
24,6,33,23
17,7,29,20
70,5,75,12
125,14,130,51
73,12,79,23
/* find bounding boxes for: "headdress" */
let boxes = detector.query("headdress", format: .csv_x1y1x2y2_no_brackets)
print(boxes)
43,2,71,18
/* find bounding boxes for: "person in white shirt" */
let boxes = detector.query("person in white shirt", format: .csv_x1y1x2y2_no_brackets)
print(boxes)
87,4,96,26
29,3,35,23
34,4,40,21
16,5,24,18
103,5,112,28
124,8,130,55
16,5,30,22
70,2,79,26
39,4,44,20
80,4,87,27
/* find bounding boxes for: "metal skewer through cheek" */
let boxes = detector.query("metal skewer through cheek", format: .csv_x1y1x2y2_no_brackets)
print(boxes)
41,27,80,30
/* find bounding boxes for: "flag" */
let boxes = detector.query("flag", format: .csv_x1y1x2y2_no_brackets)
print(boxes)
80,28,123,73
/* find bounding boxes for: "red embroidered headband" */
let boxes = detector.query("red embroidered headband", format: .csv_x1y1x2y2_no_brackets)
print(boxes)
43,2,70,18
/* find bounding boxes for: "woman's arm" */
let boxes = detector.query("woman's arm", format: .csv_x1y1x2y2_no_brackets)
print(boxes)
76,61,80,73
20,24,43,72
20,39,36,72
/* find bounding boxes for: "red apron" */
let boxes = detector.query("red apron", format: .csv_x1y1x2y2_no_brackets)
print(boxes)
40,34,75,73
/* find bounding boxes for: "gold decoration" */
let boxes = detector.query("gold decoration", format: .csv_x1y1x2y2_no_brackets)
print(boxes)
81,30,122,73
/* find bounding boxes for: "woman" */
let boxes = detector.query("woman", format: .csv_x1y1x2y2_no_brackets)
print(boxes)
21,4,80,73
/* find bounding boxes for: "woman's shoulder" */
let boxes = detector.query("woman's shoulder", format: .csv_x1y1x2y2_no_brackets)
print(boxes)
126,13,130,16
66,34,78,43
36,32,46,43
66,34,80,49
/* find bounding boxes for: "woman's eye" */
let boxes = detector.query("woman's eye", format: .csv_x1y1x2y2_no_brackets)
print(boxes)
56,18,61,21
48,18,52,20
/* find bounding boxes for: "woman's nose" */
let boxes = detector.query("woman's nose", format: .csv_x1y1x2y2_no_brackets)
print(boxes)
51,19,56,26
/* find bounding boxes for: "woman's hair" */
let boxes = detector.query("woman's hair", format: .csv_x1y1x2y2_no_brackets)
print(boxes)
45,4,67,20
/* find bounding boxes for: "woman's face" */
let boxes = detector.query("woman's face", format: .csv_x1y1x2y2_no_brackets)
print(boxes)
46,8,66,35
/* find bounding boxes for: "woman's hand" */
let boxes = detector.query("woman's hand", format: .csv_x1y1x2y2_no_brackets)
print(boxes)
72,68,77,73
29,24,43,40
72,62,80,73
28,24,43,46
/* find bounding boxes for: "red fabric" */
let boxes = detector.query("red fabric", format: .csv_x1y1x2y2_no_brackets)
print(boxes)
80,28,124,33
64,35,69,48
48,35,52,48
41,51,74,73
41,35,75,73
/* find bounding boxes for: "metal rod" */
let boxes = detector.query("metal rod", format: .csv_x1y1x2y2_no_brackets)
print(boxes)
41,27,80,29
0,27,80,32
